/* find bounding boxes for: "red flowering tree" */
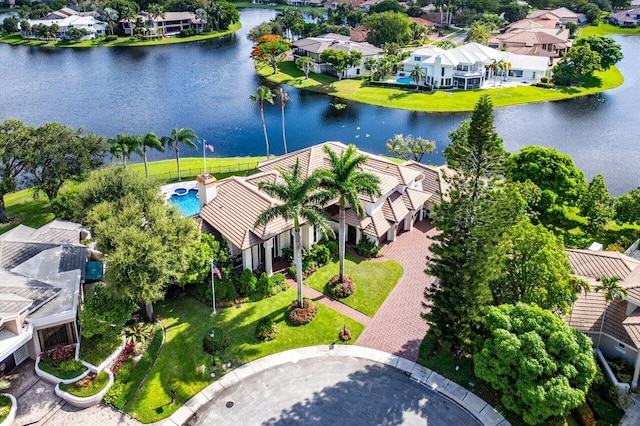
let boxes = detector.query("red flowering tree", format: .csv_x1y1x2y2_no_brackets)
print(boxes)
250,34,292,75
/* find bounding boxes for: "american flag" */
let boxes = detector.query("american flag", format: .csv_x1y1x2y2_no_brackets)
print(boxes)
205,144,214,153
211,263,222,279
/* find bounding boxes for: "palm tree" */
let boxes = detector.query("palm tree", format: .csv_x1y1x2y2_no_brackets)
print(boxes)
141,132,164,180
161,127,198,181
108,133,141,167
410,64,424,92
255,159,334,308
503,61,512,82
276,87,290,154
147,4,166,37
317,144,381,283
102,7,119,36
489,59,501,87
250,86,275,159
595,276,628,350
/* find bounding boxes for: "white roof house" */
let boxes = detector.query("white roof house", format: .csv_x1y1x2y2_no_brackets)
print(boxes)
402,43,551,90
20,14,106,40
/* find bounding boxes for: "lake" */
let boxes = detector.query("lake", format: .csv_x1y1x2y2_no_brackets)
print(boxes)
0,9,638,195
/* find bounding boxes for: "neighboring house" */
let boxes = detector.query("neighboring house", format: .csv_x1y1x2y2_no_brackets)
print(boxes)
609,8,640,27
349,26,368,43
198,142,443,275
506,16,562,31
401,42,551,90
286,0,322,5
410,16,437,31
19,8,106,40
566,248,640,389
121,11,204,37
292,33,384,79
324,0,367,10
527,7,587,26
0,220,88,376
489,27,571,58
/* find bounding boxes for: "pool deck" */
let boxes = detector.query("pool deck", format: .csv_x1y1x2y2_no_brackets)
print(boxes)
160,180,198,200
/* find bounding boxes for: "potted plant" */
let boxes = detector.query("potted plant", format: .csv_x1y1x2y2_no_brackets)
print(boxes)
0,379,17,426
55,370,114,409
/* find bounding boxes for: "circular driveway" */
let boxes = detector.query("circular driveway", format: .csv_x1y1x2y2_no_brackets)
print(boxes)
189,356,481,426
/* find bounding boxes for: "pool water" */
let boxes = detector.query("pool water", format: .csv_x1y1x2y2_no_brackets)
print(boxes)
169,188,200,217
396,77,415,85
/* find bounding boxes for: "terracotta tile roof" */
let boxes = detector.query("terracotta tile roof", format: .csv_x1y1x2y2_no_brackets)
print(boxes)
199,175,296,250
410,17,436,28
402,161,443,204
349,26,367,43
567,249,640,279
402,188,431,211
364,208,391,238
623,309,640,347
381,192,409,223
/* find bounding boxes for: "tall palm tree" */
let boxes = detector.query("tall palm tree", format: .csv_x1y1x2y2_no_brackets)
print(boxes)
147,3,166,37
108,133,141,167
276,87,290,154
250,86,275,159
141,132,164,180
318,144,381,283
410,64,424,92
489,59,501,87
503,61,512,82
255,159,334,308
161,127,198,181
595,276,628,350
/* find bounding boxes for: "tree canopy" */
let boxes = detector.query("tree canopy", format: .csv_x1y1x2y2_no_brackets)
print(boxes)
319,49,363,80
574,35,623,70
474,303,597,425
361,11,411,47
250,34,292,75
386,134,435,162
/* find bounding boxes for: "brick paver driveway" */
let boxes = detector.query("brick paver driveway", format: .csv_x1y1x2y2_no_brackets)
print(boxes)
356,219,438,361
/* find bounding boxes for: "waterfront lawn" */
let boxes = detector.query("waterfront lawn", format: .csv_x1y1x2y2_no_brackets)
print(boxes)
126,156,266,182
579,23,640,37
0,23,240,48
304,255,403,317
259,61,624,112
125,289,364,423
0,188,53,235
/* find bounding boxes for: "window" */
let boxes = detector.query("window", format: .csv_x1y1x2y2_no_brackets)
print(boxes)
509,69,523,78
532,72,536,79
441,68,445,76
356,68,360,75
415,56,421,61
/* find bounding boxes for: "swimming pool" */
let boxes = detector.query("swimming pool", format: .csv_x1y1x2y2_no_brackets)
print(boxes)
169,188,201,217
396,77,415,85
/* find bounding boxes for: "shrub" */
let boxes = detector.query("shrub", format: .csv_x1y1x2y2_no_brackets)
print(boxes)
355,236,380,258
255,272,274,299
573,402,596,426
286,298,318,325
533,81,555,88
282,246,294,263
40,344,75,365
57,359,86,376
587,390,624,425
255,316,278,341
311,244,332,265
111,341,136,374
326,274,355,298
104,35,117,42
202,26,212,33
323,240,339,258
339,326,352,341
239,269,257,296
607,358,633,384
272,273,287,293
540,76,550,83
50,188,79,221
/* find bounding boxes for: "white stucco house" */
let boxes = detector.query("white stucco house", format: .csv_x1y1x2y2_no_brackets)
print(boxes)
19,7,105,40
401,43,551,90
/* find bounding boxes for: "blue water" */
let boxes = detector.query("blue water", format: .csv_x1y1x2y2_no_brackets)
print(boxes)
396,77,414,85
169,189,200,217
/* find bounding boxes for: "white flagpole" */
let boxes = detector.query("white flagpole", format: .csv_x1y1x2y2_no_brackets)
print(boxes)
211,259,217,315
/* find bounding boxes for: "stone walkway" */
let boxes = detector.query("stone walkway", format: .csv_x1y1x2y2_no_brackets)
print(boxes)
356,219,437,361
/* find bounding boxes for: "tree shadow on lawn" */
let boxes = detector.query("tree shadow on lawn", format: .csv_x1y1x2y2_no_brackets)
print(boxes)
580,75,603,89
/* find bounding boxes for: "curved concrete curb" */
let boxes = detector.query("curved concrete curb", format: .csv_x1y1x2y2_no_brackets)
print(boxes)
0,393,17,426
160,345,509,426
54,369,114,409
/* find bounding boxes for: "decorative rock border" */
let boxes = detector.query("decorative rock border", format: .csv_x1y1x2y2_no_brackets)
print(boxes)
34,357,90,385
0,393,17,426
54,369,114,409
160,345,509,426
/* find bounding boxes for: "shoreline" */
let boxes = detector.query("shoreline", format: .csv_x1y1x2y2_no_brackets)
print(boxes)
0,22,241,48
258,61,624,113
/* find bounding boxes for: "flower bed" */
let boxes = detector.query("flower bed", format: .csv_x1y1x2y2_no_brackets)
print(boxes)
286,298,318,325
326,274,355,298
0,394,16,425
55,370,113,409
36,344,89,385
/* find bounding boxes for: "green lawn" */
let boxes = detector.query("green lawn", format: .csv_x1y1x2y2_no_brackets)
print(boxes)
304,255,403,317
125,290,364,423
0,189,53,234
125,156,266,182
259,61,624,112
0,23,241,48
578,23,640,37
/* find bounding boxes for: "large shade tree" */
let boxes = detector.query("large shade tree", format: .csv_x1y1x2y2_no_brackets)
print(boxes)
474,303,597,425
318,144,381,284
255,159,334,308
0,120,34,223
386,134,435,162
161,127,198,181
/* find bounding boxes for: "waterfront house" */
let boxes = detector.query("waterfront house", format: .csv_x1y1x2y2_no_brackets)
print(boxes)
401,42,551,90
527,7,587,25
0,220,88,375
566,248,640,389
489,25,571,58
198,142,443,275
20,8,106,40
609,8,640,27
121,11,204,37
292,34,384,79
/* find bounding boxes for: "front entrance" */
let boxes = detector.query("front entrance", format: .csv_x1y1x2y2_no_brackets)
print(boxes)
38,323,76,352
347,226,357,244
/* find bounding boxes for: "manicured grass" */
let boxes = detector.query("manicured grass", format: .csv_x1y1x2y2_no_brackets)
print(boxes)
0,23,241,48
125,156,266,182
125,290,364,423
578,23,640,37
59,370,110,397
259,61,624,112
79,333,123,366
113,327,164,410
304,255,403,317
38,358,88,380
0,188,53,234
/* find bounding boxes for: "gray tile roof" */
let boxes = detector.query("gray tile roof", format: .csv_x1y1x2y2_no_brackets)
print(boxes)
0,270,60,318
567,249,640,279
0,241,58,270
